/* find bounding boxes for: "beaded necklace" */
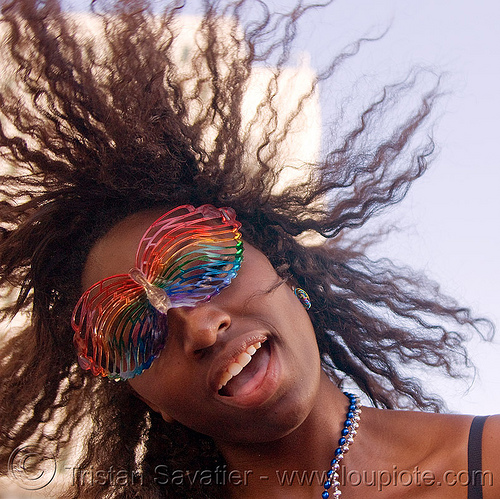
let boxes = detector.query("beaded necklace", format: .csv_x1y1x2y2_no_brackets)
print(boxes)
322,392,361,498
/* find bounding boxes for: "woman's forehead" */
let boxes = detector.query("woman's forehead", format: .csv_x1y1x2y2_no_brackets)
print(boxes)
82,208,169,290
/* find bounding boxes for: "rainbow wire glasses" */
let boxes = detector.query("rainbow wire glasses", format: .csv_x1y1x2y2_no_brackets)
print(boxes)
71,205,244,380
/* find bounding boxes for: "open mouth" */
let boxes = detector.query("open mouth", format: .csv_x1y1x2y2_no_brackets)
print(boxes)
218,340,270,397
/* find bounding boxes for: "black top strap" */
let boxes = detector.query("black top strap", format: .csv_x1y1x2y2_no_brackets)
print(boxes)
468,415,489,499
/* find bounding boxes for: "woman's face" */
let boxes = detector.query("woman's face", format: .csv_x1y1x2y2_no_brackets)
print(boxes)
83,209,322,444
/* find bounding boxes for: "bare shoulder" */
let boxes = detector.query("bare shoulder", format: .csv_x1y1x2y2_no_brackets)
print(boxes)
361,409,473,467
355,409,477,498
483,413,500,444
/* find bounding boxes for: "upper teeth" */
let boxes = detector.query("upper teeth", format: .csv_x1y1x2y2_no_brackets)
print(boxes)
218,342,262,390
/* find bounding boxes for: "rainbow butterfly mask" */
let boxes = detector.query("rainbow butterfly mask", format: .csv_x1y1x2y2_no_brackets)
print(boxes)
71,204,244,380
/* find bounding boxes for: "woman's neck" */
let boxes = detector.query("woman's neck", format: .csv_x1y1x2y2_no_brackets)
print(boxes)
216,373,350,498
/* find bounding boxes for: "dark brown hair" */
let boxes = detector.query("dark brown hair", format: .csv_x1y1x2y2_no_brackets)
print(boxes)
0,0,492,497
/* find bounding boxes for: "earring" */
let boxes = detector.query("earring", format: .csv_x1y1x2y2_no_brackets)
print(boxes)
294,287,311,310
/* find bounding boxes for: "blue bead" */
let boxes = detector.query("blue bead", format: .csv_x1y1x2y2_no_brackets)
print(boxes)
320,391,359,499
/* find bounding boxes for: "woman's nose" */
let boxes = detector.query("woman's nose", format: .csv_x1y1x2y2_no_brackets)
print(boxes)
167,302,231,354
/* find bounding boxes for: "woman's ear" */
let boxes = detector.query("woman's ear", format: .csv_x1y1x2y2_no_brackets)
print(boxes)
159,410,175,424
140,394,176,423
129,385,176,423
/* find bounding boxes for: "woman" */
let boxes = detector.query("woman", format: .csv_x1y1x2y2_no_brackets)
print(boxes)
0,0,498,497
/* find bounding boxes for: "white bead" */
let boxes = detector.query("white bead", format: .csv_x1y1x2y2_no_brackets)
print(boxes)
326,395,361,499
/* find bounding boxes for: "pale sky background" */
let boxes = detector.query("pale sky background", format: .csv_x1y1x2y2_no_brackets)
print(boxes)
65,0,500,414
300,0,500,414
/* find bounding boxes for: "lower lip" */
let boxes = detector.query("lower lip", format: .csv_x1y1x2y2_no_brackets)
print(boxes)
216,342,279,408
